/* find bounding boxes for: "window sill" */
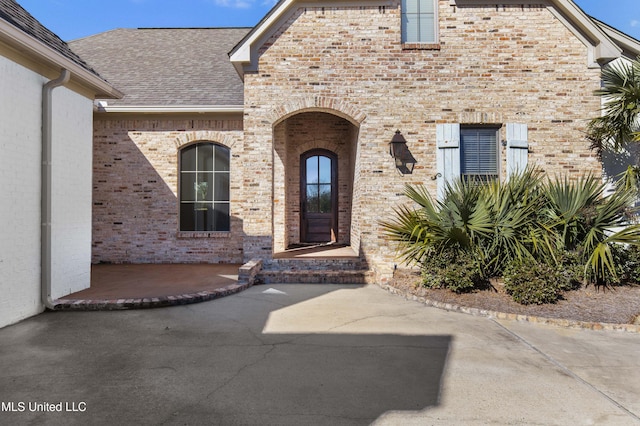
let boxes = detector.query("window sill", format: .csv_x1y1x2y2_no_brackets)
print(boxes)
177,231,231,239
402,43,441,51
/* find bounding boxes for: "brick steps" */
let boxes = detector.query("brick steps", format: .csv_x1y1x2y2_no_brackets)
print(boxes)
258,269,375,284
257,256,374,284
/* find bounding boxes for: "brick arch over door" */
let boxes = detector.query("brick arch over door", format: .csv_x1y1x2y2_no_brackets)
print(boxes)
269,96,367,128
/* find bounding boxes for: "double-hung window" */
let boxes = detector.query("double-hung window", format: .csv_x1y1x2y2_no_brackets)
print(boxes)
401,0,437,44
179,142,230,232
436,123,529,199
460,127,499,184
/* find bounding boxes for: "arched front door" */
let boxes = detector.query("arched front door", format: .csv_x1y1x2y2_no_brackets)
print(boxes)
301,149,337,243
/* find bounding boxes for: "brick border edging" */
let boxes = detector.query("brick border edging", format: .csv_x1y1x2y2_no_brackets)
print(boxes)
53,259,264,312
378,283,640,334
53,282,254,311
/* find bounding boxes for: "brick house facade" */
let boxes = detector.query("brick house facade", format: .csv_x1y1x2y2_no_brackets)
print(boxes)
71,0,640,280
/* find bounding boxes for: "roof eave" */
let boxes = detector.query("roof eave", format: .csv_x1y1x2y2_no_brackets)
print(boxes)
94,103,244,114
593,19,640,60
0,19,123,99
548,0,621,64
229,0,298,79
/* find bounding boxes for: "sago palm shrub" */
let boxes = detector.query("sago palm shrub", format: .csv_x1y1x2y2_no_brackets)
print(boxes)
381,167,547,290
383,166,640,294
540,171,640,284
480,168,549,275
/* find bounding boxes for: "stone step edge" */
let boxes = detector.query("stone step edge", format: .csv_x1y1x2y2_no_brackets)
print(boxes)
258,269,376,284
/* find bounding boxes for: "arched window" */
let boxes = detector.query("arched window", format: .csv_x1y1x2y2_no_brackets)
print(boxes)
179,142,230,231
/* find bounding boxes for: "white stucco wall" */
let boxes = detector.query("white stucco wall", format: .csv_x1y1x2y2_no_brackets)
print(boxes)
0,55,45,328
51,88,93,299
0,54,94,328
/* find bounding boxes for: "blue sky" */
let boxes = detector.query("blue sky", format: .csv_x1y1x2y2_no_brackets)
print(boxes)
16,0,640,42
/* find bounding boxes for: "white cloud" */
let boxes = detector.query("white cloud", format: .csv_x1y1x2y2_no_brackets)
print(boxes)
631,19,639,28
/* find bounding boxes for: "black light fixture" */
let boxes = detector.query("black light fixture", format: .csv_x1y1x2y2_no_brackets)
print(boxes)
389,130,416,174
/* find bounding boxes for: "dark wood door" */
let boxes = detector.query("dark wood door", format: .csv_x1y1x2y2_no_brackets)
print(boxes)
301,150,337,243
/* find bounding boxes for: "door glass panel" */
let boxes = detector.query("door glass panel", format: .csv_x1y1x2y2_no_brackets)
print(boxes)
306,185,319,213
319,184,331,213
306,157,319,184
319,156,331,184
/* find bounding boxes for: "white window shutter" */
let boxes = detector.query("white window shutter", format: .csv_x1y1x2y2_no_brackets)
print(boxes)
436,123,460,199
506,123,528,179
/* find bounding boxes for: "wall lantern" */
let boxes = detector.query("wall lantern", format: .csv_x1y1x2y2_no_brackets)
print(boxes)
389,130,417,174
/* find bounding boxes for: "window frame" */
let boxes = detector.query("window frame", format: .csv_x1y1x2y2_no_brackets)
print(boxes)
459,126,501,184
401,0,439,46
178,142,231,233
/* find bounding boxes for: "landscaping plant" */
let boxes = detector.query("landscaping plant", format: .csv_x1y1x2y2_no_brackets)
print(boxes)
382,166,640,303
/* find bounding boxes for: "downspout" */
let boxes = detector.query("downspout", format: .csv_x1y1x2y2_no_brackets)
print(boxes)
41,69,71,310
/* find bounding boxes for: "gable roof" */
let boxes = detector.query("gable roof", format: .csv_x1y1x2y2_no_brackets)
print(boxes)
69,27,250,112
0,0,121,99
229,0,634,78
592,18,640,61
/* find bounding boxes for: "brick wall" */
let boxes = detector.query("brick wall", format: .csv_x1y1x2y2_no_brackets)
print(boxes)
242,0,603,271
92,116,245,264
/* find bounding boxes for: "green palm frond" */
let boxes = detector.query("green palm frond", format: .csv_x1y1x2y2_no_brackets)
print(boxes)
381,165,640,285
588,57,640,152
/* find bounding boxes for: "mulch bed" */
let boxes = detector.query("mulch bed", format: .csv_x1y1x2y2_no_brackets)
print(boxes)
389,268,640,325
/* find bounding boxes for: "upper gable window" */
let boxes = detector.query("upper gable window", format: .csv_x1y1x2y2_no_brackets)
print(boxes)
401,0,437,44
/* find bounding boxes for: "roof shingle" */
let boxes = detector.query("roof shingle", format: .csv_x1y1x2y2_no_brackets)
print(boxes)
69,28,249,107
0,0,100,77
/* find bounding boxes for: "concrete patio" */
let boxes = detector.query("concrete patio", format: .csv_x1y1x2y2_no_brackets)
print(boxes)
1,283,639,425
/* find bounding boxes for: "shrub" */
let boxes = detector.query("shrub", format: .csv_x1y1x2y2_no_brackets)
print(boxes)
382,166,640,294
420,250,485,293
622,245,640,283
603,244,640,285
503,260,565,305
554,250,584,290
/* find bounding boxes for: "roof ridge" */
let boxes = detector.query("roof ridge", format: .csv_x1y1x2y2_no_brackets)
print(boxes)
135,26,253,30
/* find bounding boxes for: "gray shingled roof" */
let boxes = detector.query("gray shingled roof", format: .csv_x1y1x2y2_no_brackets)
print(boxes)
69,28,249,107
0,0,100,77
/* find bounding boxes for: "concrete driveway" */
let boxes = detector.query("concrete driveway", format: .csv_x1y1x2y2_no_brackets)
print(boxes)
1,284,639,425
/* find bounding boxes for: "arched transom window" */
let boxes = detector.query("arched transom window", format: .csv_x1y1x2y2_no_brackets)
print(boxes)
179,142,230,232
